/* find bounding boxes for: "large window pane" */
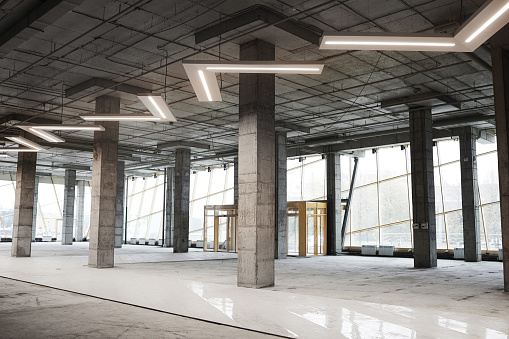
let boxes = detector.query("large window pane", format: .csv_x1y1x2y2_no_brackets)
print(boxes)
379,177,410,225
302,159,326,200
355,152,377,187
380,222,411,248
438,139,460,164
440,162,462,212
482,203,502,250
477,152,499,204
351,228,379,246
350,184,378,232
378,147,407,180
445,210,463,249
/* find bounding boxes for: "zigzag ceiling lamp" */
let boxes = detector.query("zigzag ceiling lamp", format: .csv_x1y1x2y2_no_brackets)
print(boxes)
320,0,509,52
182,61,325,102
16,124,105,143
1,136,47,153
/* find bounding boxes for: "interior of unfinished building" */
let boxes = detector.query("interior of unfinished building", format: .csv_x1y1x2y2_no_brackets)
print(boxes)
1,0,509,337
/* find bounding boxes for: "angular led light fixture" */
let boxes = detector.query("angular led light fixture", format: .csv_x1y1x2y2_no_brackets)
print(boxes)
320,0,509,53
80,114,166,121
1,136,47,152
182,60,324,102
137,93,177,122
17,124,105,143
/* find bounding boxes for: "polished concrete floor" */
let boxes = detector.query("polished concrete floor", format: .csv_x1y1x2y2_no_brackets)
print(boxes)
1,242,508,338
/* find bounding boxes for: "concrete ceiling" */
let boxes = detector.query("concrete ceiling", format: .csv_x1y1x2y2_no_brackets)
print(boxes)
0,0,496,177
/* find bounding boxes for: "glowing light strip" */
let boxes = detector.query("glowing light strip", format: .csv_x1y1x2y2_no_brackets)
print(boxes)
81,115,162,121
324,41,456,47
198,70,212,102
8,137,42,151
28,128,63,143
148,96,166,119
31,126,104,131
466,2,509,43
206,67,322,71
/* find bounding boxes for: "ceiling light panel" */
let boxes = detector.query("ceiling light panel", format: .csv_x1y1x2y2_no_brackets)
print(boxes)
320,0,509,53
182,61,325,102
456,0,509,48
4,136,46,152
80,114,166,121
27,128,65,143
137,93,177,122
27,124,105,131
320,33,460,52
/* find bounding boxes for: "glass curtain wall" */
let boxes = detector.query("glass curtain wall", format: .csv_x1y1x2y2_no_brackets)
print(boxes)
0,176,92,240
343,139,502,253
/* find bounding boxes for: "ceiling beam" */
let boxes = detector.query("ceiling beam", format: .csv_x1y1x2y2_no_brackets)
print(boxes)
157,140,211,150
381,91,461,109
65,77,152,98
276,121,311,133
0,0,84,57
194,5,322,45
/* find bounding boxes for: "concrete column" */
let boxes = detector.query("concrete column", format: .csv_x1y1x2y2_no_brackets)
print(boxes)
327,152,341,255
62,169,76,245
409,107,437,268
31,176,39,242
459,127,482,262
275,132,287,259
238,39,276,288
174,149,190,253
76,180,85,242
164,167,175,247
491,24,509,292
115,161,125,248
233,157,239,205
12,132,37,257
89,95,119,268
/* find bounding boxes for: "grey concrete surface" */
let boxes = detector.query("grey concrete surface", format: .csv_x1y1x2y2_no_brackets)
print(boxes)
76,180,85,242
459,127,482,262
62,169,76,245
0,277,279,339
326,152,341,255
89,95,120,268
238,39,276,288
491,24,509,292
409,107,437,268
12,132,37,258
115,161,125,248
164,167,175,248
31,176,39,242
275,132,287,260
174,149,190,253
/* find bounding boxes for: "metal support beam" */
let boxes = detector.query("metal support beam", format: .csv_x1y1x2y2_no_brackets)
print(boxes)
276,121,311,133
340,157,358,250
157,140,210,150
194,5,322,45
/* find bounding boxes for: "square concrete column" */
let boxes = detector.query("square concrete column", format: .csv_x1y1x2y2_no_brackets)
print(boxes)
76,180,85,242
174,149,190,253
459,127,482,262
12,133,37,257
275,132,287,259
164,167,175,247
238,39,276,288
327,152,341,255
62,169,76,245
89,95,119,268
491,24,509,291
233,157,239,205
115,161,125,248
31,176,39,242
409,107,437,268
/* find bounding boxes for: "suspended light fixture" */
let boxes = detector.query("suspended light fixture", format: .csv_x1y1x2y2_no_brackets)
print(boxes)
16,124,105,143
320,0,509,53
137,93,177,122
80,114,166,121
1,136,47,152
182,61,324,102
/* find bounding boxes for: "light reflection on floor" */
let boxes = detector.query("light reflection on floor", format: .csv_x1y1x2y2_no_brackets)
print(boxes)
0,242,508,338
